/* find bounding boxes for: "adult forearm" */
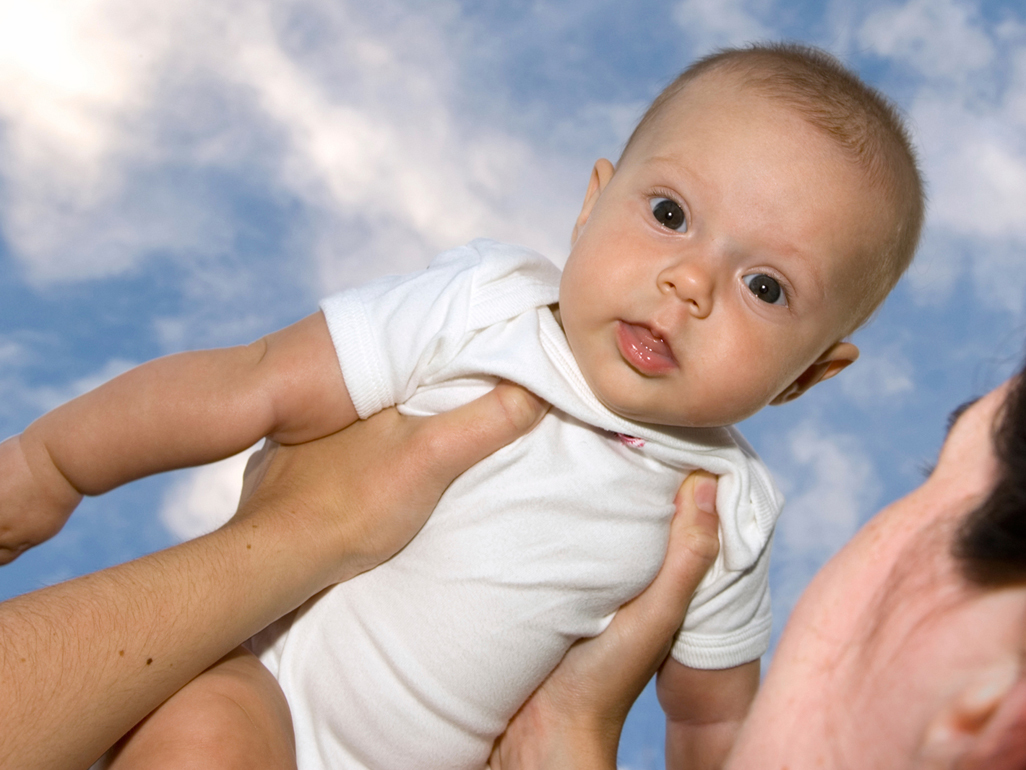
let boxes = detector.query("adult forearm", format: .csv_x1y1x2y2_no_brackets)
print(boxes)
0,516,324,770
1,385,548,770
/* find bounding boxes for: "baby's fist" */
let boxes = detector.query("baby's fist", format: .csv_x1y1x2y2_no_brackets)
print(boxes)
0,435,83,564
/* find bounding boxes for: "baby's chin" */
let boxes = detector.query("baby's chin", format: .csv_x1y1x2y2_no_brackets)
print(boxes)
597,395,733,430
594,386,767,430
580,361,769,428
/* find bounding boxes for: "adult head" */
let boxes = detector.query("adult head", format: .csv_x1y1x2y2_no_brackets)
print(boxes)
725,371,1026,768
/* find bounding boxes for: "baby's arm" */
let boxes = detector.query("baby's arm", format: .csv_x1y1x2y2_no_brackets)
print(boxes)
657,656,759,769
0,312,356,562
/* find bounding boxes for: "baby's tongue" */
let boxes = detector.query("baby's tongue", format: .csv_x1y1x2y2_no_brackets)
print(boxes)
634,325,671,357
618,322,677,374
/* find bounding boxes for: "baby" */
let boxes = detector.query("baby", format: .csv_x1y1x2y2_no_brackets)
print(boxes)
1,44,923,770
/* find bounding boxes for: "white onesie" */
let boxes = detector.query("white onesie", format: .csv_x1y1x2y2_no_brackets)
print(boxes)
249,239,784,770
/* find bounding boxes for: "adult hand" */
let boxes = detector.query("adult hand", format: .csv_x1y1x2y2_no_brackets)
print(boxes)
0,382,547,770
229,381,550,591
489,471,720,770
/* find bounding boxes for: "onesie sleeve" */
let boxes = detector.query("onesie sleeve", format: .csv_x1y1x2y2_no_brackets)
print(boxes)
318,240,560,419
669,529,774,669
318,248,478,418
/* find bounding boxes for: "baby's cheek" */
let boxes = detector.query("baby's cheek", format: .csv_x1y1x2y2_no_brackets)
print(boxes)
687,375,776,427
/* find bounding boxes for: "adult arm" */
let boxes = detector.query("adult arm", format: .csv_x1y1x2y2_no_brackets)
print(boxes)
0,383,546,770
490,472,721,770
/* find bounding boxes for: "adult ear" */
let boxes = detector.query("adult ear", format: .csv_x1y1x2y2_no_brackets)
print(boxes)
770,342,859,405
571,159,616,246
917,665,1026,770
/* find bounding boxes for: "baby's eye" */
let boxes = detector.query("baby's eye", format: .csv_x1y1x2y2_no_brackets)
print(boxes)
650,198,687,231
743,273,786,306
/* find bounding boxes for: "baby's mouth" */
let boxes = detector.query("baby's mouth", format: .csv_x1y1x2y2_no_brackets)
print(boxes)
615,321,678,375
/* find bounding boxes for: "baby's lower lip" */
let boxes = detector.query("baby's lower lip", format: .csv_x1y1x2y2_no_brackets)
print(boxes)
615,321,678,375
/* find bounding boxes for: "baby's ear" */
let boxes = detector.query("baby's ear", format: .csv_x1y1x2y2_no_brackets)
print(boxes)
571,159,616,245
770,342,859,405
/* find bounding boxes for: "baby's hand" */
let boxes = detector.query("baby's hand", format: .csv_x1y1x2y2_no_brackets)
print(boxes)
0,435,83,564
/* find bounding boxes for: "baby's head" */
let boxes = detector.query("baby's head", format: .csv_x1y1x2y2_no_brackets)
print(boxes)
558,43,924,428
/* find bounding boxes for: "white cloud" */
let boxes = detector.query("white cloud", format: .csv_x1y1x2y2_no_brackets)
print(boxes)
208,1,578,290
913,96,1026,242
0,0,202,282
778,423,877,553
903,228,965,302
0,0,579,294
0,337,29,367
858,1,1026,315
766,421,880,624
673,0,773,51
159,444,260,540
839,346,915,408
859,0,995,81
0,0,163,163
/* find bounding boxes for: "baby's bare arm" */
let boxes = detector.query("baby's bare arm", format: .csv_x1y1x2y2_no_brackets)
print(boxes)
25,311,356,489
658,657,759,770
0,312,356,562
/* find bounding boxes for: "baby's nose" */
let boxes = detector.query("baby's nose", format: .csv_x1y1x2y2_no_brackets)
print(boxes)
657,260,714,318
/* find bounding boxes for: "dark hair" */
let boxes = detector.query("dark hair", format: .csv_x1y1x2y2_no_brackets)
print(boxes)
955,368,1026,586
620,43,925,329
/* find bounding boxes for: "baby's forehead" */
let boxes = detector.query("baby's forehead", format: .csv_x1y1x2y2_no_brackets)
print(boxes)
622,74,823,180
644,69,808,142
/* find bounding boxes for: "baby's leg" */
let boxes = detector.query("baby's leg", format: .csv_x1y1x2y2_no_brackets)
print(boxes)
104,646,296,770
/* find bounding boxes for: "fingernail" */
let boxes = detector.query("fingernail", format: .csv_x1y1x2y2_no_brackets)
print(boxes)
694,478,716,513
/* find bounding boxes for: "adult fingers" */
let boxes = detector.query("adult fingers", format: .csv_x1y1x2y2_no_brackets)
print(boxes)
405,382,548,484
487,472,720,770
226,383,547,589
615,471,720,654
564,471,720,715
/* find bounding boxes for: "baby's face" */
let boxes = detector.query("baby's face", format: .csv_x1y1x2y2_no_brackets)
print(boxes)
559,72,893,428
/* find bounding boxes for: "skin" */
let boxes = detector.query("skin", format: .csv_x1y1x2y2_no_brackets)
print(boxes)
722,381,1026,769
0,383,548,770
10,382,1026,769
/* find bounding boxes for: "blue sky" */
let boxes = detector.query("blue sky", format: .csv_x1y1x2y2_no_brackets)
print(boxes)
1,1,1025,767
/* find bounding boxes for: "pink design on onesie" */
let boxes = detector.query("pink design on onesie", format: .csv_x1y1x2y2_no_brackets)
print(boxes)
616,433,645,449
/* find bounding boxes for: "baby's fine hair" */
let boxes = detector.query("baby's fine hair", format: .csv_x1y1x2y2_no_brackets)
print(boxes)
621,43,925,329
